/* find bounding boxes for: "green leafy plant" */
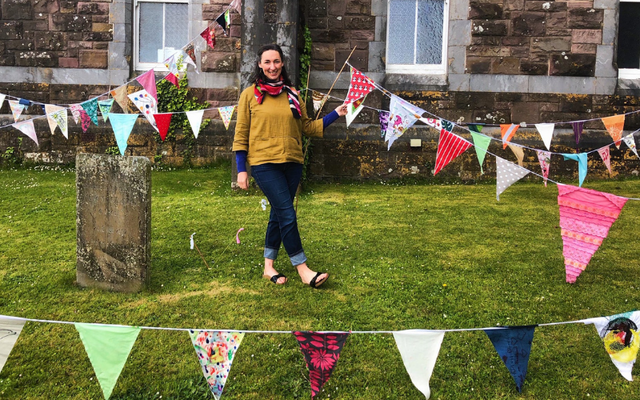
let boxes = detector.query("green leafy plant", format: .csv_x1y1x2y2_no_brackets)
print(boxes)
1,137,23,167
105,146,120,155
299,25,313,184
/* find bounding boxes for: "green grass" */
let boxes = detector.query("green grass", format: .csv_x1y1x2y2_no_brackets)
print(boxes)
1,163,640,399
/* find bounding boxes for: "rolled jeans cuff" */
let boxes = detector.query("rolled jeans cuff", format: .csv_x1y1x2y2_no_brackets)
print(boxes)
289,250,307,266
264,247,279,260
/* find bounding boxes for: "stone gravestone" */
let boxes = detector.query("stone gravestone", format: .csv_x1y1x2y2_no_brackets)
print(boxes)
76,154,151,292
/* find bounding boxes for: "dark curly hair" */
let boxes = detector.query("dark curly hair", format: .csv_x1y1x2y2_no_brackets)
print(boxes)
251,44,293,86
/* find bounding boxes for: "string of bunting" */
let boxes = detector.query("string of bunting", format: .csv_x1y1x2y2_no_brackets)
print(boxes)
1,311,638,399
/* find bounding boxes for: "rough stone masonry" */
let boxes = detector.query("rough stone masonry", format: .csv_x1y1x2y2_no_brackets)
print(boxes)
76,153,151,292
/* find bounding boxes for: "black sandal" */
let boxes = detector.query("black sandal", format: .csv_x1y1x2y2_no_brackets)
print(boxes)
264,273,287,284
308,272,328,288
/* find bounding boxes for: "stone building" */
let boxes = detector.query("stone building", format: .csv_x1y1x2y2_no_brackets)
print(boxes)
0,0,639,180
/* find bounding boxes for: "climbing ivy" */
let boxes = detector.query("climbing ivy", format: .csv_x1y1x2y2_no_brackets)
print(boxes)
299,25,313,184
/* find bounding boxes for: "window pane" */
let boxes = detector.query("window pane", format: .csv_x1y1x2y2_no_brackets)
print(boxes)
416,0,443,64
388,0,417,64
139,3,164,63
165,4,189,50
618,2,640,69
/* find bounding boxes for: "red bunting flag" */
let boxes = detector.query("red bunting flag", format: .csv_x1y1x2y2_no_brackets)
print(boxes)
500,124,519,149
165,73,179,87
200,26,216,49
434,129,472,175
345,67,375,105
153,113,172,141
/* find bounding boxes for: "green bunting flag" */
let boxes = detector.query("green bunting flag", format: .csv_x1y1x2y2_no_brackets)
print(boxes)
470,132,491,174
81,98,100,126
75,323,140,399
98,99,115,123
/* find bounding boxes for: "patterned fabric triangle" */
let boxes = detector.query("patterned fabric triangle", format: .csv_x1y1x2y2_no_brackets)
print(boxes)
597,146,612,175
45,104,65,136
601,114,625,149
51,109,69,139
500,124,519,149
485,326,536,392
293,331,349,398
98,99,115,123
81,98,99,126
200,26,216,49
8,100,25,122
496,157,529,200
128,89,158,132
345,67,376,105
622,134,639,158
434,129,472,175
536,150,551,187
218,105,236,130
0,317,26,374
13,120,38,145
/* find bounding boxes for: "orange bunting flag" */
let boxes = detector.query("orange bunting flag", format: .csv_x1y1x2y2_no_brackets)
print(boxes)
501,124,519,149
433,129,472,175
601,114,625,149
153,113,172,141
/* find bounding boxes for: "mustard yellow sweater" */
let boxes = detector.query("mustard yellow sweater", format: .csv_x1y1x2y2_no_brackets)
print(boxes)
232,85,323,166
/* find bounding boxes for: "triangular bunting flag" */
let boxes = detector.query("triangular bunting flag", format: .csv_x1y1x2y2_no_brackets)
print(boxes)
293,331,349,399
393,331,444,399
507,143,525,166
345,67,375,105
45,104,65,136
80,109,92,133
135,69,157,101
420,117,442,130
128,89,158,132
153,113,172,141
562,153,588,187
13,120,38,145
470,132,491,174
558,184,627,283
51,109,68,139
585,311,640,381
385,95,420,149
0,94,6,110
75,323,140,399
110,86,129,113
189,330,244,400
186,109,205,138
165,72,180,87
468,123,484,133
81,98,99,126
434,129,472,175
601,114,625,149
230,0,242,14
218,105,236,130
345,96,365,128
182,47,198,72
215,10,230,35
379,111,391,138
441,119,454,133
623,134,639,158
496,157,529,200
500,124,519,149
571,121,584,145
164,52,180,75
0,317,26,374
8,100,25,122
485,326,536,392
69,104,83,124
535,123,554,151
98,99,114,123
536,150,551,187
109,113,139,155
312,91,328,113
598,146,612,176
200,26,216,49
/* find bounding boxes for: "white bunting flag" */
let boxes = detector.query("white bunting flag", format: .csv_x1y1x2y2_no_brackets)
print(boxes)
8,100,25,122
127,89,158,132
52,109,68,139
186,109,205,138
345,96,366,128
623,134,639,158
496,156,529,200
393,331,445,399
13,120,38,145
0,317,26,374
535,123,555,151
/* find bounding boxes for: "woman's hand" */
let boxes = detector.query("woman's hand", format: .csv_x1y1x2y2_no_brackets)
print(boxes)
237,171,249,190
335,104,348,117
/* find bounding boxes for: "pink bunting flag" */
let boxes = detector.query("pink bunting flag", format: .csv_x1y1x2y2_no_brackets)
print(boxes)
165,72,180,87
558,185,627,283
597,146,612,176
136,69,157,101
345,67,376,105
69,104,83,124
153,113,172,141
13,120,38,145
200,26,216,49
79,109,92,133
293,331,349,399
434,129,472,175
601,114,625,149
235,228,244,244
8,100,25,122
500,124,519,149
536,150,551,187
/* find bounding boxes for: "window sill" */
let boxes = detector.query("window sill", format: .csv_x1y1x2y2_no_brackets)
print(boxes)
383,73,448,91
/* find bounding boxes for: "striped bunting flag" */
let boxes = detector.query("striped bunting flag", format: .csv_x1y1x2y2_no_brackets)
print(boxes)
434,129,472,175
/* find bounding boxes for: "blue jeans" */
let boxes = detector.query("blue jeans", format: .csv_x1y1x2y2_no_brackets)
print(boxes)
251,162,307,266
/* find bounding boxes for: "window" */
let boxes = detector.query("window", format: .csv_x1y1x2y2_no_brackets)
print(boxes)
618,0,640,78
134,0,189,70
386,0,449,74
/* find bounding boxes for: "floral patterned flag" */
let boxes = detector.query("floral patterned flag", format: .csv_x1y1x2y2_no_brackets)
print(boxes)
470,132,491,174
601,114,625,149
485,326,536,392
136,69,157,101
109,113,139,155
312,91,328,113
110,85,129,114
345,96,365,128
182,46,198,72
434,129,472,175
189,330,245,400
535,123,554,150
598,146,612,175
507,143,525,166
0,317,26,374
80,109,92,133
81,98,99,126
153,113,172,141
128,89,158,132
385,95,420,149
536,150,551,187
51,109,68,139
393,331,444,399
496,157,529,201
500,124,519,149
98,99,114,123
345,67,376,105
75,323,140,400
44,104,65,136
293,331,349,399
562,153,588,187
164,52,180,75
584,311,640,381
379,111,391,138
558,184,627,283
8,100,25,122
165,72,180,87
218,105,236,130
13,120,38,146
571,121,584,145
69,104,83,124
622,133,639,158
200,26,216,49
186,109,205,138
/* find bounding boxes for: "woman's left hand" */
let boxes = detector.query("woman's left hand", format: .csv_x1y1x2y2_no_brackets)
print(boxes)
335,104,348,117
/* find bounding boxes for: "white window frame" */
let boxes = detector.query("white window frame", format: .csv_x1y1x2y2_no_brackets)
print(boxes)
385,0,449,75
133,0,190,71
618,0,640,79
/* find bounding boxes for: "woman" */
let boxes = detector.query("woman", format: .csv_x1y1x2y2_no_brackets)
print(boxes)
233,44,347,288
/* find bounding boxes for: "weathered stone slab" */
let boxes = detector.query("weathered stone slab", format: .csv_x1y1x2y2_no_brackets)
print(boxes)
76,153,151,292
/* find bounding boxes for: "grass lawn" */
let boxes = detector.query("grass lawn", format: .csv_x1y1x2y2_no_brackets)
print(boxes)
1,162,640,399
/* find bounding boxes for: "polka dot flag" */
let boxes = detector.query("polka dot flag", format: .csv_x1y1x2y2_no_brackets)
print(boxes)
345,67,375,105
496,156,529,200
